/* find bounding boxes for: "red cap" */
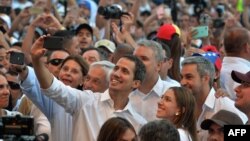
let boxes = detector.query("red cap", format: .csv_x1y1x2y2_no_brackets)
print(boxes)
156,24,180,40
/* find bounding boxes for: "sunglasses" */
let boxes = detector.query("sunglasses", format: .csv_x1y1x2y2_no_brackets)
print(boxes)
48,59,64,66
8,81,20,90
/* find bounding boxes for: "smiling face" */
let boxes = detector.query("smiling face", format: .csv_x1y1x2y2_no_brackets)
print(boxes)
234,84,250,113
109,57,138,93
59,60,84,88
180,64,205,97
156,89,180,122
83,65,108,93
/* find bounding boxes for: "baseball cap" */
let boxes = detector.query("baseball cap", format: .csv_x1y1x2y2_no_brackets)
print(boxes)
77,0,91,11
192,52,222,71
231,70,250,84
201,110,243,130
75,23,93,36
202,45,219,53
94,39,116,53
156,24,181,40
0,13,11,29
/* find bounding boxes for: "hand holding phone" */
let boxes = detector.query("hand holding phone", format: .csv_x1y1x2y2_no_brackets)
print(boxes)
192,26,209,39
43,36,64,50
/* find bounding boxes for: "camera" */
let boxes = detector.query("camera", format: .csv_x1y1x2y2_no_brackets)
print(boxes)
0,115,35,140
98,5,129,19
9,52,25,65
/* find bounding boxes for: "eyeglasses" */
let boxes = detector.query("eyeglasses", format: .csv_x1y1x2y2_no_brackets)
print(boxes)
8,81,20,90
48,59,64,66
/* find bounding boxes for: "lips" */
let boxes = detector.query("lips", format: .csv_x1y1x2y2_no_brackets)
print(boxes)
61,78,72,85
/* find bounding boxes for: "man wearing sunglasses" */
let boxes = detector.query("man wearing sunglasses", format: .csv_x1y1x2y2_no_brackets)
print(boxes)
46,50,69,78
5,70,22,111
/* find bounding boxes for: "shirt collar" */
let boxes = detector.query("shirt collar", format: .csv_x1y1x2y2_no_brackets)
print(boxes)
100,89,135,115
148,76,164,97
204,88,216,109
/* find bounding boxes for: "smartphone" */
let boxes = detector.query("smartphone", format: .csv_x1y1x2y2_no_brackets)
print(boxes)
0,6,11,15
43,36,64,50
0,26,6,34
29,7,43,15
9,52,25,65
192,26,209,39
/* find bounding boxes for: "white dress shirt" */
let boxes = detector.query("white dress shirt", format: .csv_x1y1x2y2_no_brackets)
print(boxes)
42,78,147,141
178,128,192,141
129,77,180,121
220,57,250,100
197,88,248,141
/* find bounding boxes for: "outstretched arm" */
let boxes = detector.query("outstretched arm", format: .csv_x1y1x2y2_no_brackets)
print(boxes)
30,35,53,89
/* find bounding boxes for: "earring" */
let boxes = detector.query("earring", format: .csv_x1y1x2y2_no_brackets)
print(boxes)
175,112,179,116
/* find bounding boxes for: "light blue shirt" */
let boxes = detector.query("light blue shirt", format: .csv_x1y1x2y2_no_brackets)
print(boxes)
20,67,72,141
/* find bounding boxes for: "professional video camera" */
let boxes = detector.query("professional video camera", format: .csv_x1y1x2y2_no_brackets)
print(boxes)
98,5,129,19
0,115,35,141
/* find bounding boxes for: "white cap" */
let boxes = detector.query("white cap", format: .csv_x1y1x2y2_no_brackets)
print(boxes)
94,39,116,53
0,14,11,29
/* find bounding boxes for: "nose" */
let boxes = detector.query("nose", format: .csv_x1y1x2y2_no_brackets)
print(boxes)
180,78,187,86
234,85,241,93
84,81,92,90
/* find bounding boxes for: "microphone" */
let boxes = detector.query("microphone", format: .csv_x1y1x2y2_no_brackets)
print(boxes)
35,133,49,141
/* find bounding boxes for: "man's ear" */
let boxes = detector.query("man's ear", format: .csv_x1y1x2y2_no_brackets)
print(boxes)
167,58,173,69
132,80,141,89
156,61,163,72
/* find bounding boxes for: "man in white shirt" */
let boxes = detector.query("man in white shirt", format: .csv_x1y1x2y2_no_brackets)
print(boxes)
30,36,147,141
131,40,180,121
220,27,250,100
180,56,247,141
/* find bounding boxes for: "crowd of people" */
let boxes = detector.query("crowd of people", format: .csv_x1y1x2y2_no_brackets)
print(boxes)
1,0,250,141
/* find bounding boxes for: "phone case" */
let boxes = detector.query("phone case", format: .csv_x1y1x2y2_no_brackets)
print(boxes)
10,52,25,65
192,26,209,39
43,36,64,50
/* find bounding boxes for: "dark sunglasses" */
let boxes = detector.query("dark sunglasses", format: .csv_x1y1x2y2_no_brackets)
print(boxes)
48,59,64,66
8,81,20,90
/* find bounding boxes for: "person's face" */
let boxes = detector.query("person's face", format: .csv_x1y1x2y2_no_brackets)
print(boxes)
109,58,138,92
47,50,69,78
82,50,101,65
0,0,12,6
159,50,172,80
118,129,136,141
179,15,190,29
207,123,224,141
6,73,21,102
133,46,160,80
0,74,10,108
0,48,10,71
156,89,180,122
234,83,250,113
68,37,81,55
180,64,205,96
83,66,108,93
59,60,84,88
76,28,93,49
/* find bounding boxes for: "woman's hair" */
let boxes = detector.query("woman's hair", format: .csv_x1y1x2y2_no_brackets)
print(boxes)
61,55,89,76
157,35,182,82
60,55,89,90
97,117,137,141
171,87,198,141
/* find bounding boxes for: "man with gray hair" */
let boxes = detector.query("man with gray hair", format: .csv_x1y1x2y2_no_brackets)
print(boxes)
83,60,115,92
131,39,180,121
180,56,247,141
